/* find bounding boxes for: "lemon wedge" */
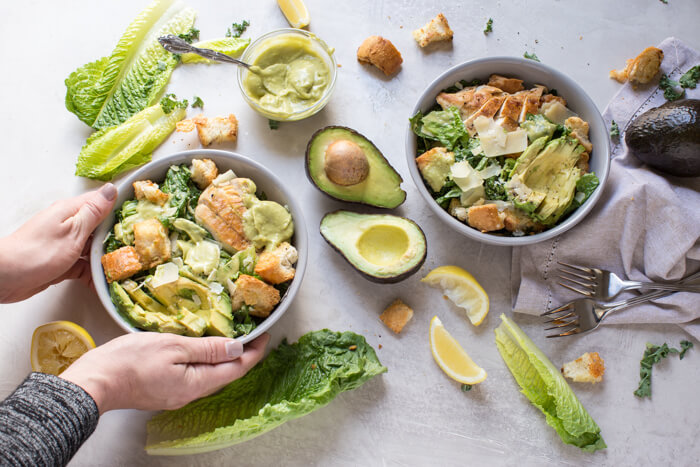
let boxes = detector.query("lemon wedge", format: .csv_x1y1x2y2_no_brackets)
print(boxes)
30,321,95,375
421,265,489,326
429,316,487,385
277,0,310,28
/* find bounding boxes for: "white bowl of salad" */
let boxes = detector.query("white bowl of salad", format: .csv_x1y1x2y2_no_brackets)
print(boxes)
406,57,610,246
90,149,308,344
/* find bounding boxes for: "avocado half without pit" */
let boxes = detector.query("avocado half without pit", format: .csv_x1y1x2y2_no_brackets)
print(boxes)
306,126,407,208
320,211,427,283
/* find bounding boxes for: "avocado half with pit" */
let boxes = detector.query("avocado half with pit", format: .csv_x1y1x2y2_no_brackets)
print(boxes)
320,210,426,283
306,126,406,208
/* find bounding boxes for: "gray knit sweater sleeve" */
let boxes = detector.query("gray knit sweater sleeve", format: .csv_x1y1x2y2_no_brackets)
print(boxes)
0,372,99,466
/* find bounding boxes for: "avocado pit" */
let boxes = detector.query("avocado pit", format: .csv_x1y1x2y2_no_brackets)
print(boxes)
324,139,370,186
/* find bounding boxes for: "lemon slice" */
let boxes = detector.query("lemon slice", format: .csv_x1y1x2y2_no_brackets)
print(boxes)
421,265,489,326
277,0,310,28
429,316,487,385
30,321,95,375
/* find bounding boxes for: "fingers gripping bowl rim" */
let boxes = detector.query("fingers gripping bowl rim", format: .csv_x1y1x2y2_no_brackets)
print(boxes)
405,57,611,246
90,149,308,345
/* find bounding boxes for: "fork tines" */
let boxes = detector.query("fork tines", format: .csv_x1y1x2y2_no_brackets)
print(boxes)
557,262,596,297
540,301,582,337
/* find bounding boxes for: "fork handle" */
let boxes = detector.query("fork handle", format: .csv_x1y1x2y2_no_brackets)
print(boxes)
605,273,700,316
621,281,700,293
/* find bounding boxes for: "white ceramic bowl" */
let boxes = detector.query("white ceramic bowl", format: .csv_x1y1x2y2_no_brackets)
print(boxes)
90,149,308,344
405,57,610,246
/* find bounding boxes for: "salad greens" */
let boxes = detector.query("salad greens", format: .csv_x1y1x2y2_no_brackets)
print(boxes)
75,102,186,180
146,330,386,455
523,51,540,62
65,0,196,130
159,164,201,226
268,119,281,130
609,120,620,138
634,340,693,398
159,93,188,114
177,27,200,43
483,18,493,34
659,74,684,101
191,96,204,108
679,65,700,89
495,315,606,452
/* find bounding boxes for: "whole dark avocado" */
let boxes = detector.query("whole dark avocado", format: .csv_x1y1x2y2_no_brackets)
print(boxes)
625,99,700,177
320,210,426,283
306,126,406,208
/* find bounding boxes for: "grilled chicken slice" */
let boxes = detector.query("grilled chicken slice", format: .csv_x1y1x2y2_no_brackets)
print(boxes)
464,95,506,134
436,85,504,119
487,74,525,94
195,178,256,253
518,86,547,122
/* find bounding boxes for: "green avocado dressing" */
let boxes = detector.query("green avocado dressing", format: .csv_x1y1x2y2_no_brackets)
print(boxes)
242,195,294,251
243,35,330,117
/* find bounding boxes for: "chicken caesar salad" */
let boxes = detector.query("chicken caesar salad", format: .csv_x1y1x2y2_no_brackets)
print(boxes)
411,74,599,236
101,158,297,338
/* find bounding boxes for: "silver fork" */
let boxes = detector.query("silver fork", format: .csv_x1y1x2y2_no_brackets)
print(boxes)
557,261,700,301
541,270,700,338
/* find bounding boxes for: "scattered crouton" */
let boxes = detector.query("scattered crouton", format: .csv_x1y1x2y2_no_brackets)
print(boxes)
467,204,505,232
230,274,281,318
448,199,468,222
380,299,414,334
412,13,454,48
254,242,298,284
133,219,171,269
190,158,218,190
193,114,238,146
133,180,169,206
101,246,143,283
357,36,403,76
609,47,663,85
565,116,593,153
487,74,524,94
562,352,605,383
176,119,196,132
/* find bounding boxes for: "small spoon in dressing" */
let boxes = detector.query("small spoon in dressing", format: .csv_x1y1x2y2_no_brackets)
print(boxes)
158,35,253,69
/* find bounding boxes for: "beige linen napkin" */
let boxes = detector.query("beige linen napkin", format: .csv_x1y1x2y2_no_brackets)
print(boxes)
512,37,700,340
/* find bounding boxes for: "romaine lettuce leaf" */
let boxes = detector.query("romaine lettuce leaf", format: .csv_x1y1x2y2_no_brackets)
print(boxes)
75,103,185,180
65,0,196,129
181,37,250,64
419,106,467,150
495,315,606,452
146,330,386,455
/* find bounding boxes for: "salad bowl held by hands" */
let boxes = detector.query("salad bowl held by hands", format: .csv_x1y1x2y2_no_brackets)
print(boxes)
90,149,308,344
406,57,611,246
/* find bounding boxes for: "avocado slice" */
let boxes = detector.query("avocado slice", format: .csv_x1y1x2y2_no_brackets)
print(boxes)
625,99,700,177
176,308,207,337
146,277,213,310
306,126,406,208
320,210,426,283
507,136,584,225
520,114,558,142
109,282,186,334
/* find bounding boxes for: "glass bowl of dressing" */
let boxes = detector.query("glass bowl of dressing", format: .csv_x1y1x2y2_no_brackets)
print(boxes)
238,28,337,121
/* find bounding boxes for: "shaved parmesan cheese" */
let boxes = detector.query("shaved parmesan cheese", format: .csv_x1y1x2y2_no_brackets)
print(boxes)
451,161,486,207
213,170,237,186
192,294,202,306
473,116,528,157
478,163,502,180
209,282,224,295
542,101,577,125
151,262,179,288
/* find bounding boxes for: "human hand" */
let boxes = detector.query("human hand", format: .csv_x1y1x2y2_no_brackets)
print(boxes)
0,184,117,303
60,332,270,413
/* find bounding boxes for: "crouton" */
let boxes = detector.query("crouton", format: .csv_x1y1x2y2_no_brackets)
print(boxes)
175,119,196,132
562,352,605,383
380,299,414,334
503,208,544,234
577,152,590,173
254,242,298,284
133,180,169,206
193,114,238,146
191,158,218,190
133,219,171,269
448,199,468,222
357,36,403,76
467,204,505,232
609,47,663,85
230,274,281,318
101,246,143,283
412,13,454,48
565,116,593,153
487,74,524,94
416,147,455,192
